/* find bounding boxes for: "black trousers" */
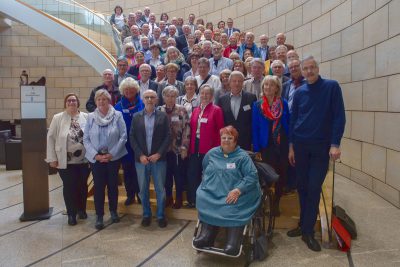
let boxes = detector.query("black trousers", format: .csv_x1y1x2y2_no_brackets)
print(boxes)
91,160,120,216
261,143,289,200
121,160,139,198
165,151,186,200
294,143,330,235
58,163,90,216
187,138,204,204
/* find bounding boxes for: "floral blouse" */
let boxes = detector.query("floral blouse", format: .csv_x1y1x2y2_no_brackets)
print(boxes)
158,104,191,155
66,115,86,164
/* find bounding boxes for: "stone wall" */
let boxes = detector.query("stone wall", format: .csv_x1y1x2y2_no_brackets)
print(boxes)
0,23,99,122
1,0,399,206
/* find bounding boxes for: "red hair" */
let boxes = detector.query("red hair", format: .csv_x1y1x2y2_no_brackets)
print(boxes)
220,125,239,142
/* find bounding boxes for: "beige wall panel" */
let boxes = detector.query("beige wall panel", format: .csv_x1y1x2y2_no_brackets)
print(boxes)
350,168,373,190
374,113,400,151
341,138,362,170
351,111,374,143
362,77,388,112
362,143,387,182
386,149,400,191
330,0,351,34
364,5,388,48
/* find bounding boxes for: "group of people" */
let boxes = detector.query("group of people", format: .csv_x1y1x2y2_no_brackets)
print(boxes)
46,7,346,254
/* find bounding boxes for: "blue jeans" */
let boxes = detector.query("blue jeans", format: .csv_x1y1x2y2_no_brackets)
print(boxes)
135,160,167,219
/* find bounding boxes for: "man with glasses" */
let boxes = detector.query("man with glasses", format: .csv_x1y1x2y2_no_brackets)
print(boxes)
130,90,171,228
113,57,137,88
209,42,233,76
282,58,305,111
137,64,158,97
224,18,240,37
271,60,290,85
86,69,121,112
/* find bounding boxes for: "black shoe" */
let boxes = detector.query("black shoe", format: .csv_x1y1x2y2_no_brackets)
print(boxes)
185,202,196,209
158,218,167,228
223,226,244,256
124,196,134,206
136,194,142,204
67,215,77,226
302,235,321,252
95,216,104,230
141,217,151,227
110,211,120,223
77,211,87,219
287,227,302,237
193,222,219,249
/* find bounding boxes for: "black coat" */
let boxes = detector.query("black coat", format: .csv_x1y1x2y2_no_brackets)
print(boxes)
130,109,171,162
217,91,257,151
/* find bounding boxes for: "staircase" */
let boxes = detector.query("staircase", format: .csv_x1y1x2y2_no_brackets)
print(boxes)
0,0,117,74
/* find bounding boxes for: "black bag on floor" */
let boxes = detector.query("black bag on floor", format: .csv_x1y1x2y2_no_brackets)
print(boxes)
333,205,357,240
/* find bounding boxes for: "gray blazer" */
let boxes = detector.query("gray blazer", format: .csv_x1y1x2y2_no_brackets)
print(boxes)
130,109,171,162
83,109,127,163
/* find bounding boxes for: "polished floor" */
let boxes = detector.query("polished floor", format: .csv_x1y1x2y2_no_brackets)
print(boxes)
0,165,399,267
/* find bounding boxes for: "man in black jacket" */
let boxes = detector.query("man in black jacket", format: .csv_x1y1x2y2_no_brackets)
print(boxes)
217,71,256,151
130,89,171,228
86,69,121,112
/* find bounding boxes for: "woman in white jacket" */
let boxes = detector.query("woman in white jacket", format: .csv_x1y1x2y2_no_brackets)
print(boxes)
46,93,90,226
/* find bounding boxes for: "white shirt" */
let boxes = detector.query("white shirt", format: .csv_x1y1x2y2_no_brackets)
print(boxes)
195,75,221,92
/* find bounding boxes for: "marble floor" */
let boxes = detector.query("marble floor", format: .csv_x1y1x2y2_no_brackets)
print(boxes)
0,165,399,267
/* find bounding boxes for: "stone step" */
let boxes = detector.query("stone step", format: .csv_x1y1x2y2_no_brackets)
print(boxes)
86,187,303,229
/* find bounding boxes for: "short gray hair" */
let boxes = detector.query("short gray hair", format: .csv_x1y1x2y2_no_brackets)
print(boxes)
229,70,245,82
301,55,319,68
199,84,214,96
94,89,111,102
119,77,139,95
250,58,265,68
139,63,151,72
162,85,179,98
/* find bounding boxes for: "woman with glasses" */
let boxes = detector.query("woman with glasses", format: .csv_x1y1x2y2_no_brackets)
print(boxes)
193,126,261,256
46,94,90,226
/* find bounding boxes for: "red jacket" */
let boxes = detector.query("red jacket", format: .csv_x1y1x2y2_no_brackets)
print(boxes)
189,103,224,155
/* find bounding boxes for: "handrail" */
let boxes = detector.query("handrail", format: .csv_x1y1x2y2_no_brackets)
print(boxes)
15,0,116,68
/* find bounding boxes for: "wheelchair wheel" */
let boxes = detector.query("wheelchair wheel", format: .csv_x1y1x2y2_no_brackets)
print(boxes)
263,188,275,238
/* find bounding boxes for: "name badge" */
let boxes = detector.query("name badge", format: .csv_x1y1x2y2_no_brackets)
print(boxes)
200,118,208,123
172,116,179,122
243,105,251,111
122,109,130,113
227,163,236,169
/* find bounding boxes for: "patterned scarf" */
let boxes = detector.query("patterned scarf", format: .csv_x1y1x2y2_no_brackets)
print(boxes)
261,96,283,145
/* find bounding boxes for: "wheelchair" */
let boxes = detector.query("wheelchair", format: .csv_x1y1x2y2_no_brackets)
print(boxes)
192,151,278,265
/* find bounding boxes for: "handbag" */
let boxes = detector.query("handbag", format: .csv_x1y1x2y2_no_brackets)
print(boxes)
254,161,279,185
333,205,357,239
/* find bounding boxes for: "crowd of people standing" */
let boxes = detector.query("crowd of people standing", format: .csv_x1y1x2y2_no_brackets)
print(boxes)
45,7,346,253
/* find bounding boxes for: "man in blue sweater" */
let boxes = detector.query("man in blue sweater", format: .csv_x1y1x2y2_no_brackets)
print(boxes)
287,56,345,252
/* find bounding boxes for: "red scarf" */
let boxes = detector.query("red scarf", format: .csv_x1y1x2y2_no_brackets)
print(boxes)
261,96,283,145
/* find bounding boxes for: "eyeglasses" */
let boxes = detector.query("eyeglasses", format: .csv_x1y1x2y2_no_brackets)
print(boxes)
221,136,234,141
66,99,77,103
144,96,156,100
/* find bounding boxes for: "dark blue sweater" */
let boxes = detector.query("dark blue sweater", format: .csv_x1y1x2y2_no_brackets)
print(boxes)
289,76,345,146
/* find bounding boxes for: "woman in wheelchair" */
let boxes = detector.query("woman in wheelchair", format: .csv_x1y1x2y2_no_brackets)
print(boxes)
193,126,262,256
